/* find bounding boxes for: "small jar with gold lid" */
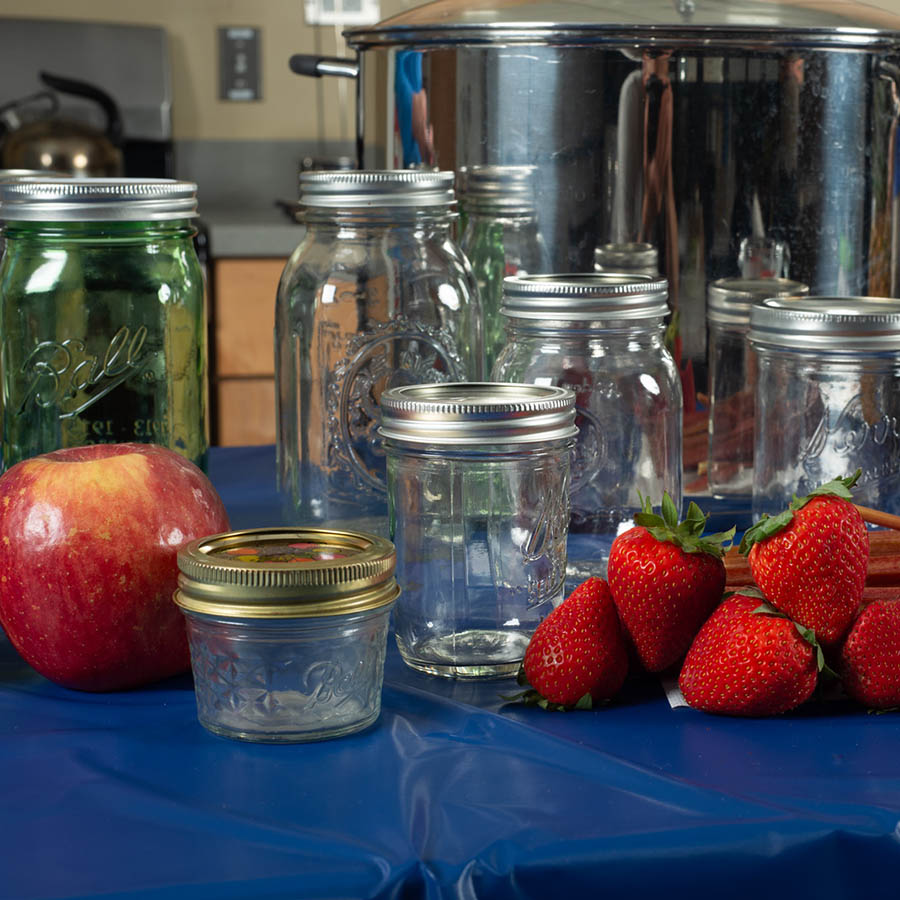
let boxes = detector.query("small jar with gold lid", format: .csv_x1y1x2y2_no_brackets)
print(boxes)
175,527,399,743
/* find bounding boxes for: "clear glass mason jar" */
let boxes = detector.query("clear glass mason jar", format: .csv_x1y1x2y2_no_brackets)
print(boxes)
175,527,399,743
707,277,808,498
276,170,482,536
0,178,207,471
750,296,900,518
379,382,577,679
458,165,549,375
492,274,682,574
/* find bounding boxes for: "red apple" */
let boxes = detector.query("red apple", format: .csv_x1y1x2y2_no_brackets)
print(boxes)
0,442,230,691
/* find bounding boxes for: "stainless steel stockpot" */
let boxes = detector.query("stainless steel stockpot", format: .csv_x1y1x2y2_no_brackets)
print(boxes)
293,0,900,365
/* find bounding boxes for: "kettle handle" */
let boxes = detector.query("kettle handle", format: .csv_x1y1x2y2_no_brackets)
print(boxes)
289,54,359,79
38,71,124,146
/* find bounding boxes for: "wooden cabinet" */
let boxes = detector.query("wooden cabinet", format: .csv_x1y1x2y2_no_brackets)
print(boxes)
210,258,286,446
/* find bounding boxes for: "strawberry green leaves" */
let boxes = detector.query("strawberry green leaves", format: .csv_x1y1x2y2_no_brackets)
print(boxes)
633,492,735,558
503,669,597,711
751,600,837,678
739,470,862,555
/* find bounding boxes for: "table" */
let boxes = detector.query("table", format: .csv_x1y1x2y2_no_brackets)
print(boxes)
2,446,899,900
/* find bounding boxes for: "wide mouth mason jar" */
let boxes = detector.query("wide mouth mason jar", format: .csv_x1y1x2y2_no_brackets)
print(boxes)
707,277,808,498
491,272,681,575
749,296,900,518
379,382,577,679
0,177,207,471
175,527,400,743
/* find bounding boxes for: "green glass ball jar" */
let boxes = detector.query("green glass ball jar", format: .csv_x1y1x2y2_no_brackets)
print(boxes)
0,178,208,471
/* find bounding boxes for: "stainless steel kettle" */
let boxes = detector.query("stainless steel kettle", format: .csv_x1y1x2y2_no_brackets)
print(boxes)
0,71,124,177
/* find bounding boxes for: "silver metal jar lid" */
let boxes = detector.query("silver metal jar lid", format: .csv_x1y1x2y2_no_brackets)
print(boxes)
708,277,809,326
749,296,900,352
298,170,455,208
0,169,74,182
378,382,578,446
0,178,198,221
594,242,658,272
175,527,399,619
458,164,536,214
501,272,669,321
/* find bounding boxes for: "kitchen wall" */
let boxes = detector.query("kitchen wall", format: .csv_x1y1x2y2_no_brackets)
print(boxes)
0,0,416,142
6,1,900,205
0,0,421,207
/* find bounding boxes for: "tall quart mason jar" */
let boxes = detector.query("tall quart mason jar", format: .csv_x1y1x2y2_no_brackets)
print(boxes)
750,296,900,519
706,277,808,498
492,273,682,575
379,382,577,679
0,178,208,470
276,170,482,535
458,165,548,375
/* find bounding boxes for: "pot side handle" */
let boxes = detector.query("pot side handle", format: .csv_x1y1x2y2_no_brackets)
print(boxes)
289,54,359,80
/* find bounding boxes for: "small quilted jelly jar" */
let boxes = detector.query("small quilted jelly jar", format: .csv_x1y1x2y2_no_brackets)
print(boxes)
174,527,399,743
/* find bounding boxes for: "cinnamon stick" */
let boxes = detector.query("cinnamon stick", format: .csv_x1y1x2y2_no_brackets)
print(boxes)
855,504,900,532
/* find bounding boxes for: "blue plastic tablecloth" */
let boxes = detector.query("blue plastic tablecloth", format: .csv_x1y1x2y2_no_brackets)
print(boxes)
1,446,899,900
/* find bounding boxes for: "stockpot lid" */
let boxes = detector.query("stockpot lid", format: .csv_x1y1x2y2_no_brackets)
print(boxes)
708,277,810,327
346,0,900,48
378,382,578,446
175,527,399,619
748,296,900,352
501,272,669,321
0,178,198,221
298,170,455,208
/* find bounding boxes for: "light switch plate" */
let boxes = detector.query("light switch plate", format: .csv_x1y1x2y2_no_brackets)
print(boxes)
219,27,261,102
304,0,381,26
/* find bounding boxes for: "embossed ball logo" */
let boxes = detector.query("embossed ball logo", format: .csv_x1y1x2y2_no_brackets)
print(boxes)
328,318,465,493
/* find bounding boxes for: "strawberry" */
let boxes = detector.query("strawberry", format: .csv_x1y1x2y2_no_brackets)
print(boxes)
607,494,734,672
839,598,900,709
518,577,628,710
739,471,869,647
678,591,825,716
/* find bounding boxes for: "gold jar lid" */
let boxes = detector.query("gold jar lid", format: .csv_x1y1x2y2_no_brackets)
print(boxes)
174,527,399,619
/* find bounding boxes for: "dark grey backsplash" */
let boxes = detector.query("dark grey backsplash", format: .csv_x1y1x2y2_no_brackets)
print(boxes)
174,139,356,211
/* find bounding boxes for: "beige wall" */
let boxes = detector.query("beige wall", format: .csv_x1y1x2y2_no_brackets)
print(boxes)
5,0,900,142
0,0,416,141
